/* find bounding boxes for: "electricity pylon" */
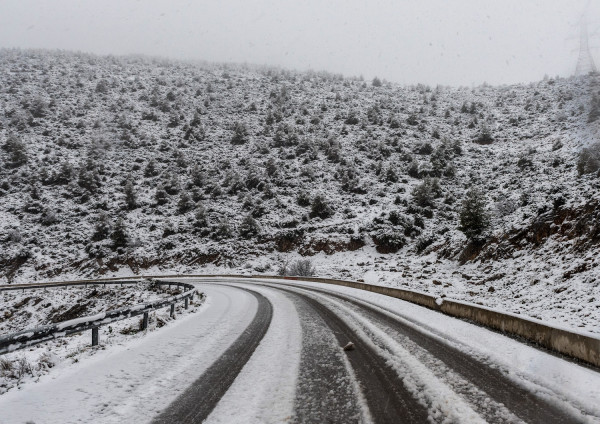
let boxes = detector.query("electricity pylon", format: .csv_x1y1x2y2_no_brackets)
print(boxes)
575,0,597,76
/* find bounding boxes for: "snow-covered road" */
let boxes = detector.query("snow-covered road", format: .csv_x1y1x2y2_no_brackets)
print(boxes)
0,285,258,424
1,277,599,424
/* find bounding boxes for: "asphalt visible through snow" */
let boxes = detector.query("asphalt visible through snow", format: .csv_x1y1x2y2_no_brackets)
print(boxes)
274,283,581,424
151,288,273,424
152,279,594,424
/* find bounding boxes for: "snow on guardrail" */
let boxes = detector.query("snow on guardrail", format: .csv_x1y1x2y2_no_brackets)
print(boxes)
0,279,197,354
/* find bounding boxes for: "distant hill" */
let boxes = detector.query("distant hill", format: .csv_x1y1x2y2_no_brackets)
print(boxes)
1,49,598,332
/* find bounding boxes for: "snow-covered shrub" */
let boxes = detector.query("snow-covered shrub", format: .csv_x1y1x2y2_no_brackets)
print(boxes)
517,156,534,170
588,95,600,123
553,194,566,210
412,177,442,208
2,134,28,168
552,139,563,151
231,121,249,145
475,123,494,145
51,161,73,186
384,166,398,183
309,195,333,219
388,210,409,227
162,221,177,238
154,185,169,206
372,229,405,253
406,113,419,126
6,229,22,243
495,196,518,217
13,357,32,382
163,171,180,195
40,210,59,226
212,218,233,240
189,164,205,186
407,159,420,178
577,142,600,176
77,164,101,193
415,234,435,253
92,212,111,241
345,111,360,125
27,96,48,118
239,215,260,239
245,168,263,190
194,206,209,229
415,142,433,155
95,79,109,93
279,259,316,277
144,158,159,177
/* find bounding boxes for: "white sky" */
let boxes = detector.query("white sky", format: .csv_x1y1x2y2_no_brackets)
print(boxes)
0,0,595,86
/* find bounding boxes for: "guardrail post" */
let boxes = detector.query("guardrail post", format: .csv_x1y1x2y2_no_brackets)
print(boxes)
170,303,175,318
142,312,149,330
92,327,99,346
185,297,189,309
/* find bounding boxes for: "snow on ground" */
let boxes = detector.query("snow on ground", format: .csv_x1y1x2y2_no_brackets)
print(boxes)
0,282,163,334
285,245,600,335
0,285,246,424
0,282,201,395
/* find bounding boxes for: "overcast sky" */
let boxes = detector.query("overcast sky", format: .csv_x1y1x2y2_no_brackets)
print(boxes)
0,0,595,86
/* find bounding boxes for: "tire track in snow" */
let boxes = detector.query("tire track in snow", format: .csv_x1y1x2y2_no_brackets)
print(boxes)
275,282,587,424
286,292,370,423
272,285,431,424
151,287,273,424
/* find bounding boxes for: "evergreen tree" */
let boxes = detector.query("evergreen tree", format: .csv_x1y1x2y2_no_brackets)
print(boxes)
77,159,100,193
190,164,205,187
144,158,159,177
111,217,129,249
92,212,111,241
459,188,490,240
124,179,137,209
177,191,193,214
194,205,208,229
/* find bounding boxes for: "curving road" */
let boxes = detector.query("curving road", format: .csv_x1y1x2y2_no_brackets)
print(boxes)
1,277,599,424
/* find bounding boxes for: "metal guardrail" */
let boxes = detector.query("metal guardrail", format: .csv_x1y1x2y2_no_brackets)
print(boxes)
3,273,599,368
0,279,197,355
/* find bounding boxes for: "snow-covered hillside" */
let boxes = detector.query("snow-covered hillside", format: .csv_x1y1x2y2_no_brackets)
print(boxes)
0,49,598,332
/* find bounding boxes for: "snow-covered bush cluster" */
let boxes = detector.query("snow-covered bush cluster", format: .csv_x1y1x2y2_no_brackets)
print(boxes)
0,49,599,331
